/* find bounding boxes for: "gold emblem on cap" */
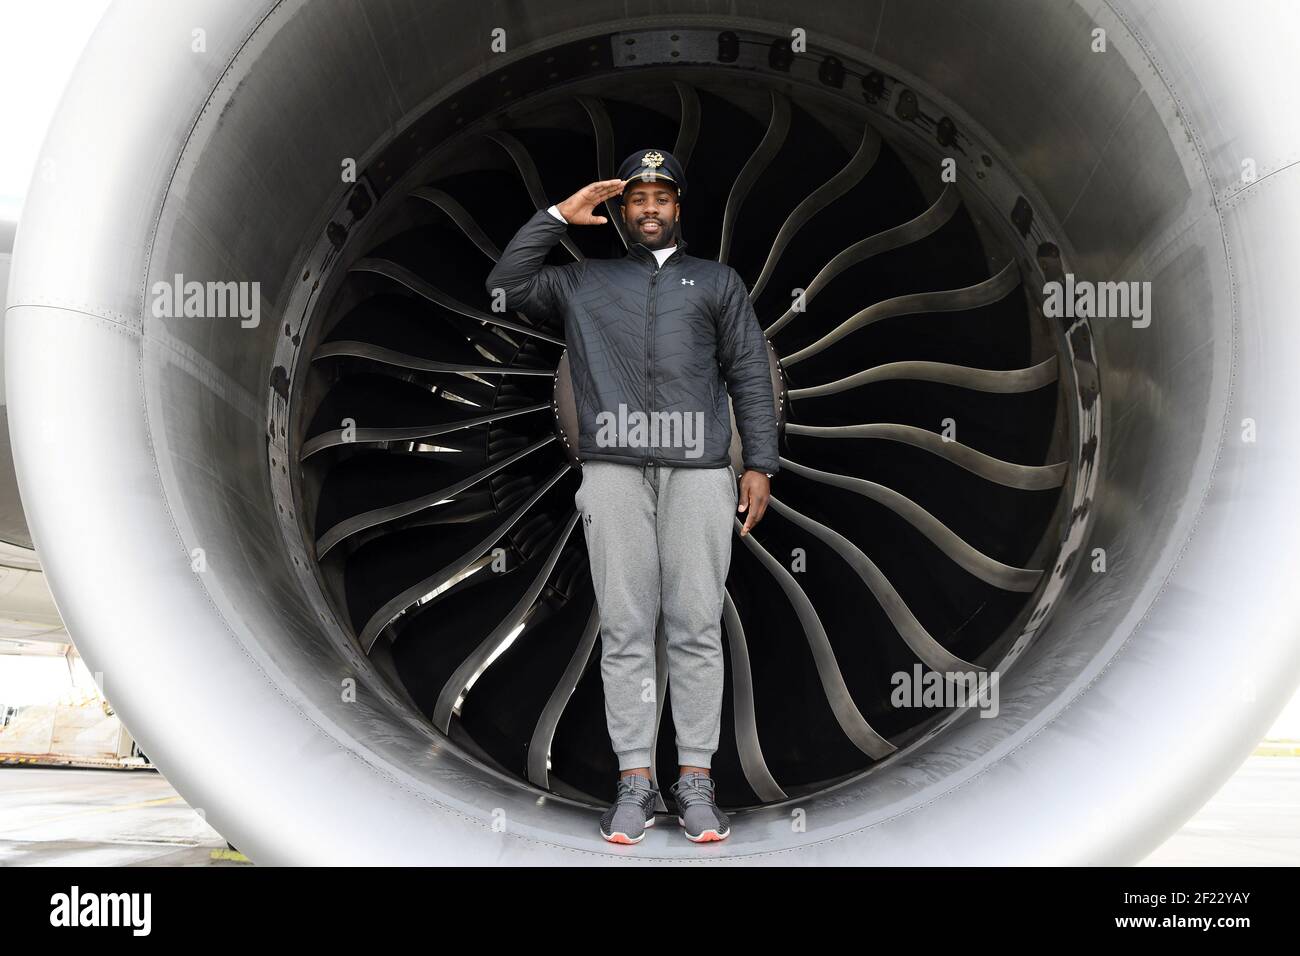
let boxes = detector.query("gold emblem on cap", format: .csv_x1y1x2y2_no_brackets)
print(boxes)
641,150,664,169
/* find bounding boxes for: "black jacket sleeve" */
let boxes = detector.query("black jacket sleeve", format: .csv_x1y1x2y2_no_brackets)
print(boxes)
717,267,780,475
484,207,586,321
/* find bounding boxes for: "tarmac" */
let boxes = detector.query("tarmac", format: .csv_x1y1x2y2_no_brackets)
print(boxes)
1,756,1296,865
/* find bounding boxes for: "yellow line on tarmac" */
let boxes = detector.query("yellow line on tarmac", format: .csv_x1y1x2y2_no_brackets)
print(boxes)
0,795,186,834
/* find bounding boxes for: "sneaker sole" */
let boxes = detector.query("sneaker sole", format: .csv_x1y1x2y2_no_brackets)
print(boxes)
677,816,730,842
600,815,656,844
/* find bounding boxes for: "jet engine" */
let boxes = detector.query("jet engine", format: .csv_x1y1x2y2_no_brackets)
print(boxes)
6,0,1300,863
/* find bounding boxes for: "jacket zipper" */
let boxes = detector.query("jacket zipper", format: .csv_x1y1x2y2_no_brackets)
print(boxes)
642,246,682,470
645,265,658,467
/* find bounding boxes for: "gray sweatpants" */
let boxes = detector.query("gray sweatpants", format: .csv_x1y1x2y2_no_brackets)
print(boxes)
574,460,738,771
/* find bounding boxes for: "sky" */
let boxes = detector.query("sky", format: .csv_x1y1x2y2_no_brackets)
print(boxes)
0,1,1297,738
0,0,112,222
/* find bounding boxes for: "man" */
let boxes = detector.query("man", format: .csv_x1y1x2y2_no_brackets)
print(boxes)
485,149,779,845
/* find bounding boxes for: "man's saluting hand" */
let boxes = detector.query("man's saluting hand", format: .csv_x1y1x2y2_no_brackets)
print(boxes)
556,179,625,225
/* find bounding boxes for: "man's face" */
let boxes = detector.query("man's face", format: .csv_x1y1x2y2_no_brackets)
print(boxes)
621,180,680,250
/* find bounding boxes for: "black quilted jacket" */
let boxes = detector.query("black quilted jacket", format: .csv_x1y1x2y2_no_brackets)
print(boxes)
485,207,780,475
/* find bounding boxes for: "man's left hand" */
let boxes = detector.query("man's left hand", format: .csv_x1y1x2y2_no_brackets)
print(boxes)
737,470,770,537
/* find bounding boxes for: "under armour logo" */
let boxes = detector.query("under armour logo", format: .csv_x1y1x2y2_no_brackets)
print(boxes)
681,278,695,286
584,512,592,527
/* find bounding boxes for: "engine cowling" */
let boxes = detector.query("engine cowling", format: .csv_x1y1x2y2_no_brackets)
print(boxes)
5,0,1300,864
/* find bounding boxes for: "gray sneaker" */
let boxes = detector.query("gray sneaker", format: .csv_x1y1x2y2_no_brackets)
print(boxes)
669,771,731,842
599,774,659,844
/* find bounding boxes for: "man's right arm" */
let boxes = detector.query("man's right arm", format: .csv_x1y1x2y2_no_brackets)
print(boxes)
484,206,585,321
